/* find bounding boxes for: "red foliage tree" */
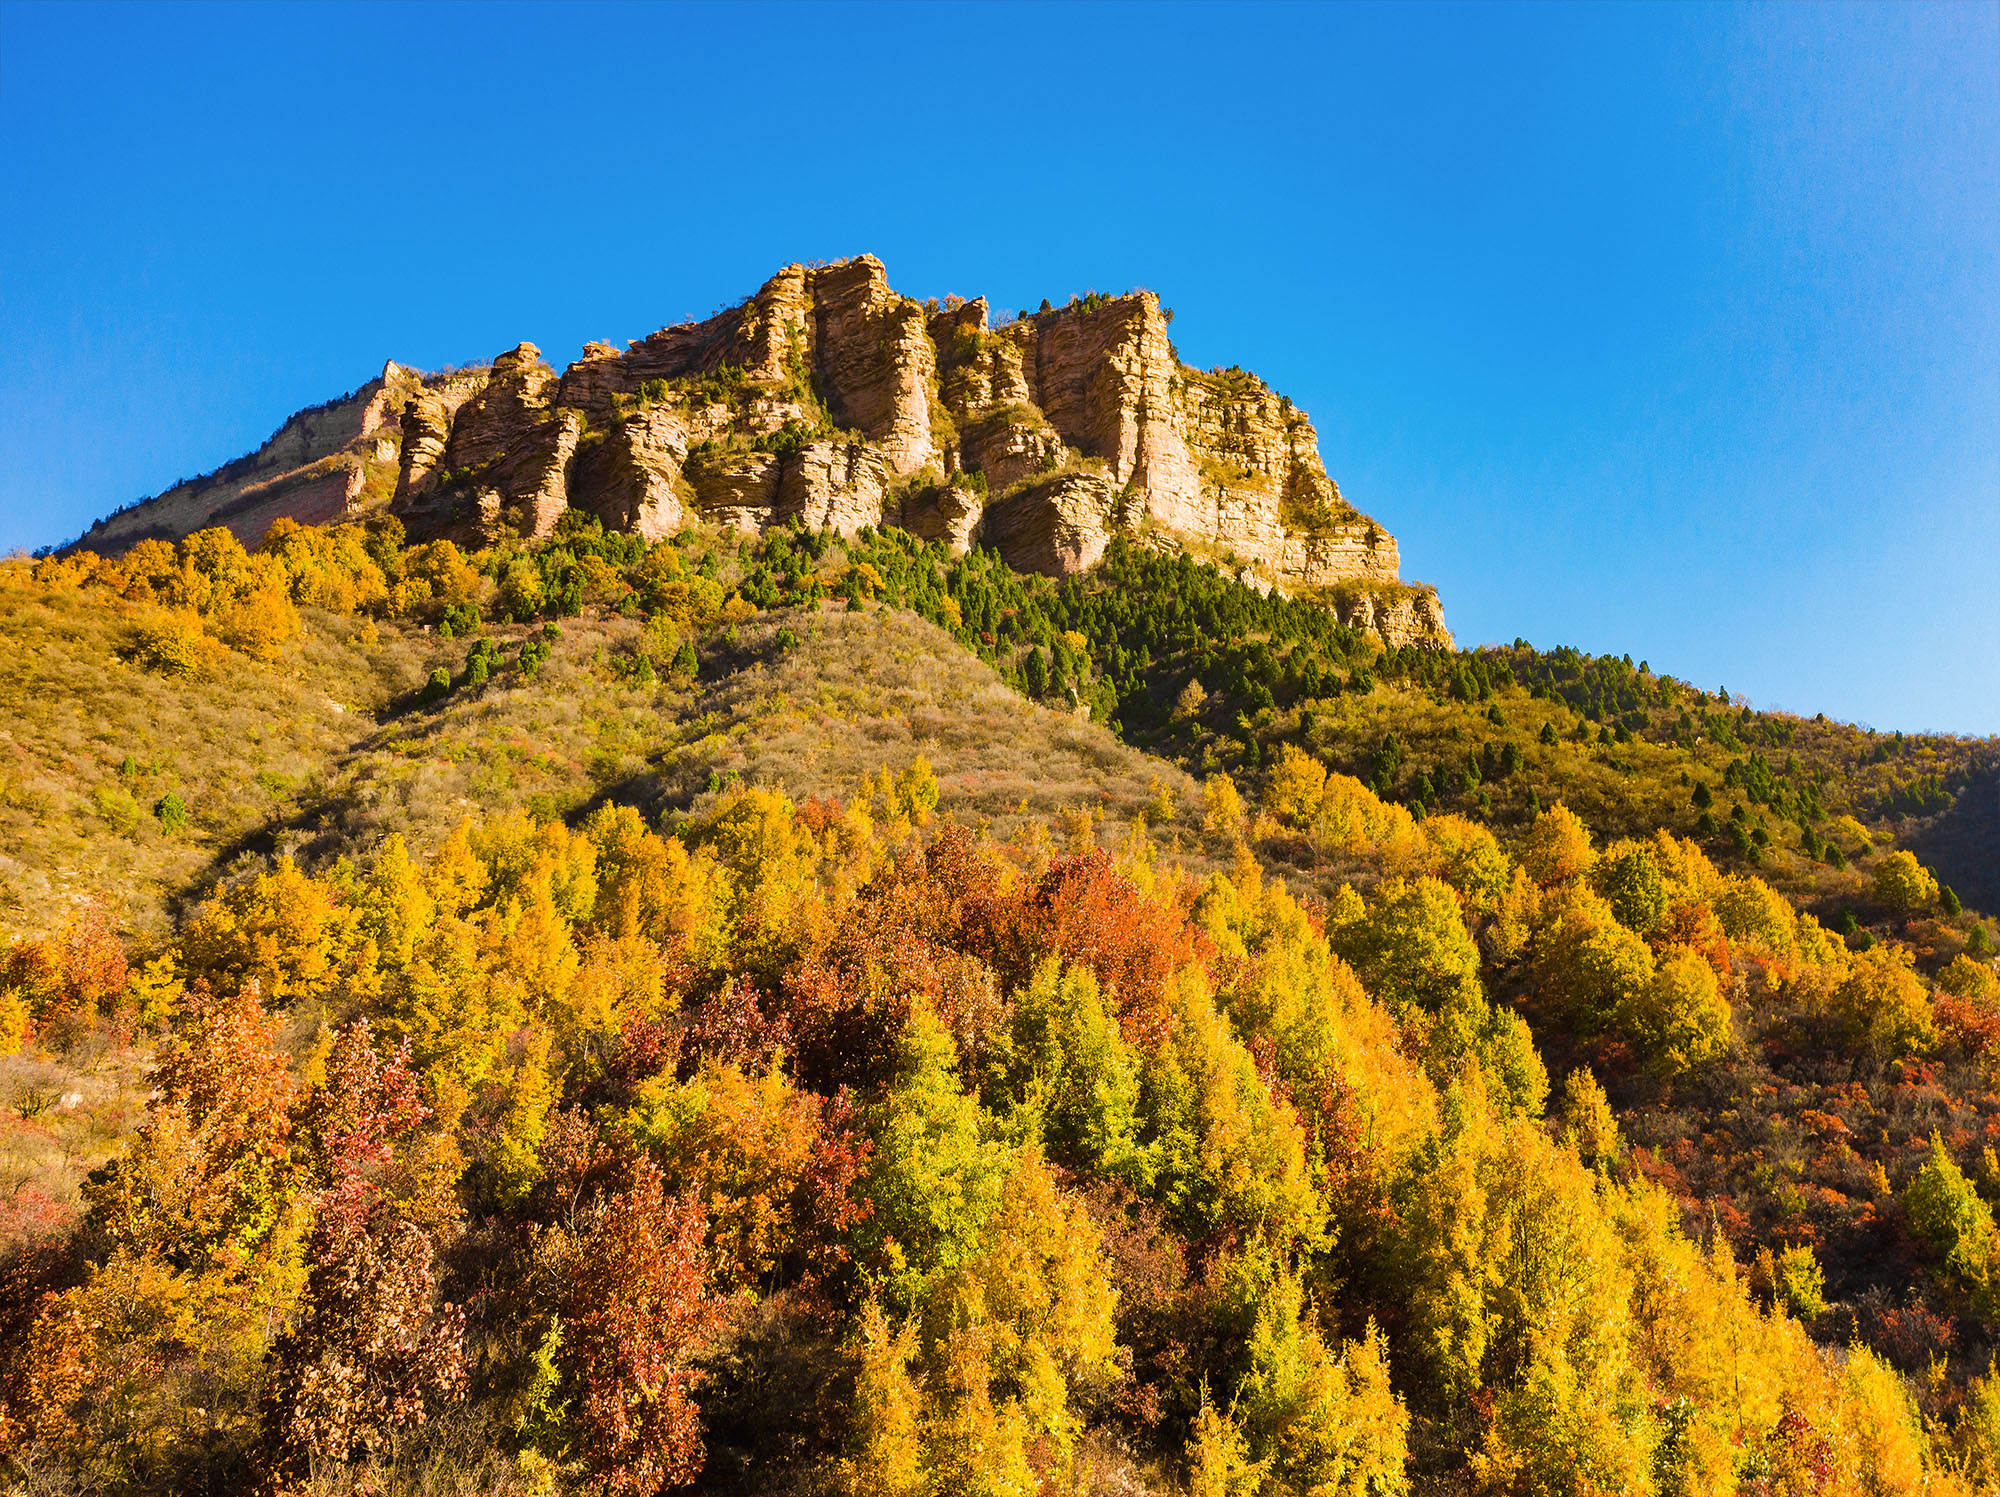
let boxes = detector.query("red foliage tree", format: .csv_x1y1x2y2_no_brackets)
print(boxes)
542,1154,722,1496
261,1020,463,1486
788,1086,874,1313
973,849,1205,1048
85,977,296,1269
1,902,128,1030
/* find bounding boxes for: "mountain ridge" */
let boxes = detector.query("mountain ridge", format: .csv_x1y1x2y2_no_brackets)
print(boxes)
67,256,1451,647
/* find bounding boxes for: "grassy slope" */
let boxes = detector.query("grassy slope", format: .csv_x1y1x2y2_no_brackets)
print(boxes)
0,575,453,942
0,576,1221,946
262,603,1219,877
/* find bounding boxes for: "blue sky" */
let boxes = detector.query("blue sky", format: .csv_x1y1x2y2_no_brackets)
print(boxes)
2,2,1994,732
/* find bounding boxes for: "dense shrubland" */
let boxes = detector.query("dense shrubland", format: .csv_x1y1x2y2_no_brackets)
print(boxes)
1,515,1998,1494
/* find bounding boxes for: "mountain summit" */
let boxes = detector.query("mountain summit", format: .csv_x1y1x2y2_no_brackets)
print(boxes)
73,255,1448,645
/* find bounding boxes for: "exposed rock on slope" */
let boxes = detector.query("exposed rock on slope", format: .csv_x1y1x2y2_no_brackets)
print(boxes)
72,256,1449,644
73,361,420,555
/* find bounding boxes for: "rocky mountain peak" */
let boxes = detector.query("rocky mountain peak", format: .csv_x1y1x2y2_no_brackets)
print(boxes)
67,256,1449,645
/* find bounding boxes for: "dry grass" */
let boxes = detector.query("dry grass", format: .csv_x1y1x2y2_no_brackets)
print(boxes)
259,601,1237,880
0,1025,150,1245
674,605,1202,840
0,565,456,943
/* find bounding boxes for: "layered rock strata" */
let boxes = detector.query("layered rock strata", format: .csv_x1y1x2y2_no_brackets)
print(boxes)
71,361,421,555
73,256,1448,644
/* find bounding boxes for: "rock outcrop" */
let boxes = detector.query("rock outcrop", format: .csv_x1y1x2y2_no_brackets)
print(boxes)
71,360,421,555
71,256,1450,645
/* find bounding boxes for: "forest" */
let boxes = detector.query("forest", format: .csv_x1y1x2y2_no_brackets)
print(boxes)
2,513,1998,1496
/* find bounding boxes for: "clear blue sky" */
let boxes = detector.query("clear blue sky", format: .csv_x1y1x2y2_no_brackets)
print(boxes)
2,2,1995,732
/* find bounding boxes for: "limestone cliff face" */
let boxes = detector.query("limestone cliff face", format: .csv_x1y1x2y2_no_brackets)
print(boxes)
76,255,1448,645
72,360,421,555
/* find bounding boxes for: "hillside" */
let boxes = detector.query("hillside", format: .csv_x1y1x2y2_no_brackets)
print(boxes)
5,508,2000,1494
67,256,1450,647
0,552,1211,947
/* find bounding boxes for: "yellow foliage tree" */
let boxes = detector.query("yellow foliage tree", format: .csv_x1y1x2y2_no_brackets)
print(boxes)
1418,813,1511,915
1615,945,1733,1077
1236,1273,1409,1497
839,1302,926,1497
1530,886,1655,1032
1203,773,1246,838
1874,850,1940,914
1714,874,1797,957
1521,802,1594,887
1263,745,1327,831
181,855,358,1006
1833,945,1938,1060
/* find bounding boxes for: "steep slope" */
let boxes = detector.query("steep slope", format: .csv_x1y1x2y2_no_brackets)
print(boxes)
69,257,1448,645
0,565,451,940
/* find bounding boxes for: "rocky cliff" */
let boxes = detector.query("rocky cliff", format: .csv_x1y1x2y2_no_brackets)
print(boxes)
71,256,1449,645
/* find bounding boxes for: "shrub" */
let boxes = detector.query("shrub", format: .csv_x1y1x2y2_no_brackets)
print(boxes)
90,784,142,835
129,609,209,677
1905,1132,1994,1287
153,790,189,834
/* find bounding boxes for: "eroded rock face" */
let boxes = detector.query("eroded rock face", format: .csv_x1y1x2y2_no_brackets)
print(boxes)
79,255,1447,644
897,480,985,554
1332,584,1452,649
960,410,1066,494
72,360,423,554
570,406,695,540
779,441,889,532
980,472,1120,577
685,449,782,534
